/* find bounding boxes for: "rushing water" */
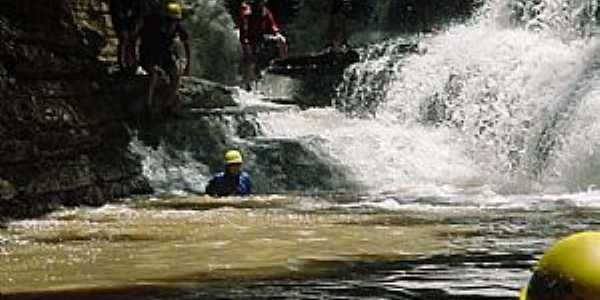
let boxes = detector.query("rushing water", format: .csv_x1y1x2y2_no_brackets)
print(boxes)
2,192,600,299
3,0,600,299
261,0,600,195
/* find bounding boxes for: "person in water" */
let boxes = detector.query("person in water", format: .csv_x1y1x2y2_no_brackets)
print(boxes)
205,150,251,197
137,1,191,114
239,0,288,91
520,231,600,300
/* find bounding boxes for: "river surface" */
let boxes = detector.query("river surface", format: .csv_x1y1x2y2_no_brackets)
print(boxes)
4,0,600,299
2,190,600,299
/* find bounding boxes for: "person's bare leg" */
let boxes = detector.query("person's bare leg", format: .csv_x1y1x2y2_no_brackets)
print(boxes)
276,37,288,58
116,38,124,69
167,69,182,113
244,60,256,91
124,33,139,69
147,68,159,110
120,32,129,69
241,45,256,91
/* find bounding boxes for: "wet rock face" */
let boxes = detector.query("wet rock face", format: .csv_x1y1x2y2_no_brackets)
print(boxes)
250,138,357,193
0,1,150,219
180,77,237,109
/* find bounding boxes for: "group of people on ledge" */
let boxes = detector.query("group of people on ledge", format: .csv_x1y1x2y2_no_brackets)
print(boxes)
107,0,287,111
109,0,191,115
239,0,288,91
108,0,353,110
238,0,352,91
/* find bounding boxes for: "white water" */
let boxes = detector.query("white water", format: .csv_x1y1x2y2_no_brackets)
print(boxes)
259,0,600,194
130,136,211,194
259,108,482,193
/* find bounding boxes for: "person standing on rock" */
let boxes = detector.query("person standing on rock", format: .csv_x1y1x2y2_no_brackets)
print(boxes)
137,1,191,115
205,150,252,197
109,0,138,72
239,0,288,91
327,0,352,53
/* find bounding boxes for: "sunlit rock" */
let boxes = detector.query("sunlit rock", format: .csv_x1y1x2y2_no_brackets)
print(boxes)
180,77,236,109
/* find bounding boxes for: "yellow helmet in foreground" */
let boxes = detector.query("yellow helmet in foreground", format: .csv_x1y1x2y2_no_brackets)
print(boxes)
224,150,243,165
166,2,183,19
521,231,600,300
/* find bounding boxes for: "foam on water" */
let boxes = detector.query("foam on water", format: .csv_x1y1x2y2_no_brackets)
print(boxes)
259,108,481,192
260,0,600,196
130,136,211,194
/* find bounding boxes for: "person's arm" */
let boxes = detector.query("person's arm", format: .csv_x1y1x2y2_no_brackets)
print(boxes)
183,40,191,76
205,177,217,196
130,14,144,39
177,23,192,76
265,9,286,47
239,173,251,196
265,9,280,34
239,4,251,45
129,0,147,38
246,176,251,195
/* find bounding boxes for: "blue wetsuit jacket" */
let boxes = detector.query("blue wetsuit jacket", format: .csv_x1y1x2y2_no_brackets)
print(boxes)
205,172,251,197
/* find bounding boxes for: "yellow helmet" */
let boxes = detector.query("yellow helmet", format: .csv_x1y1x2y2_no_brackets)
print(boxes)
224,150,243,164
521,231,600,300
166,2,183,19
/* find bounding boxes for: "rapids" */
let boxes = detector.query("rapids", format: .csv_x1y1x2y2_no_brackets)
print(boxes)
261,0,600,195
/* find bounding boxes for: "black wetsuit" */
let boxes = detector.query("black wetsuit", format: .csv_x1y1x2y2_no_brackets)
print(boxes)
331,0,352,16
109,0,137,35
139,14,189,74
328,0,351,48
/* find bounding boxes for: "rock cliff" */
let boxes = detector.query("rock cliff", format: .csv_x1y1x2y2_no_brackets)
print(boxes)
0,0,151,219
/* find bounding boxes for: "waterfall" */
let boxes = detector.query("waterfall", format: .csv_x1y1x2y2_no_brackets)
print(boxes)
132,0,600,195
260,0,600,194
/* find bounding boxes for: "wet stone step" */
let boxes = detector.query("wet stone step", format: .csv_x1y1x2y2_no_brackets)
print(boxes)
185,104,297,116
259,96,297,105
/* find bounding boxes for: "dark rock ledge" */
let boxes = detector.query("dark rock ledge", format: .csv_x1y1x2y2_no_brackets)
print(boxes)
0,1,237,219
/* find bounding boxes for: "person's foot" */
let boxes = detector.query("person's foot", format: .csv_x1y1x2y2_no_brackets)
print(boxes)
244,82,252,92
136,66,148,76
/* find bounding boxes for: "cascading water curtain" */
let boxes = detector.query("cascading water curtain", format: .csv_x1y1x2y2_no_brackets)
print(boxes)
509,0,597,39
261,0,600,193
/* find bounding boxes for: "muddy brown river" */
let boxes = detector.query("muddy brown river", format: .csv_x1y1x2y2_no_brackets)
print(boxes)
2,192,599,299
